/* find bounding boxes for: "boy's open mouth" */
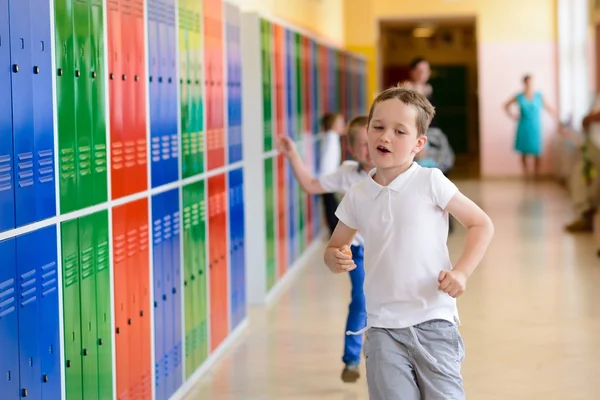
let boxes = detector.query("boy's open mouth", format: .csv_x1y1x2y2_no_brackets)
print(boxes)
377,145,391,154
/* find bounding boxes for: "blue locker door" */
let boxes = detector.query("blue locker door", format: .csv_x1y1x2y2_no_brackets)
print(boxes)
0,238,19,398
171,187,182,393
149,2,161,188
0,0,15,233
151,192,166,400
227,170,235,325
9,0,36,228
161,192,173,397
235,170,242,323
16,229,43,399
165,0,178,185
165,188,179,397
34,226,61,400
30,0,56,222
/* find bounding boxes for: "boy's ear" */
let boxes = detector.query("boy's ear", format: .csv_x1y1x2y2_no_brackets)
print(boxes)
413,135,428,154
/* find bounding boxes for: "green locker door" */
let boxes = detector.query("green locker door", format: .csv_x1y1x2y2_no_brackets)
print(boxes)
93,210,113,399
294,32,302,135
264,158,276,290
78,214,100,400
55,0,77,214
193,180,208,367
61,219,83,399
261,19,273,152
428,65,469,154
183,180,208,375
90,0,108,205
74,0,94,210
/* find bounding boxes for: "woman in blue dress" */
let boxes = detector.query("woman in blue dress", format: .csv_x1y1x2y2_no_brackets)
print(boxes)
504,74,558,178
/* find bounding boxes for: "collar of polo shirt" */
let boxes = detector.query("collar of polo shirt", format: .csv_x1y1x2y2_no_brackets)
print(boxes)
364,162,419,199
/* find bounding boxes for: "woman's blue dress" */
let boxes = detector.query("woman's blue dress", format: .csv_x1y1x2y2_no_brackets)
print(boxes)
514,92,543,156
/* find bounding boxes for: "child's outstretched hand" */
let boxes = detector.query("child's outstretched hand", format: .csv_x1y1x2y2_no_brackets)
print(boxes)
437,270,467,298
325,245,356,274
277,135,297,158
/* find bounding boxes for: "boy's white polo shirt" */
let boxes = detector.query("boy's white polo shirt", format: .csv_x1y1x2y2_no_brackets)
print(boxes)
335,162,460,331
318,161,368,247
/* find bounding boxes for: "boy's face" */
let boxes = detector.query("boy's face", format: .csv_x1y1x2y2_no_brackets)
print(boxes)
349,127,374,170
367,99,427,171
333,115,346,134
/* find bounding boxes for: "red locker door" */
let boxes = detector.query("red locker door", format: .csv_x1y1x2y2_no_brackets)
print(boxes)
112,204,130,400
320,45,328,114
108,1,124,200
276,155,287,276
132,0,148,195
204,0,213,169
209,174,228,350
134,199,151,399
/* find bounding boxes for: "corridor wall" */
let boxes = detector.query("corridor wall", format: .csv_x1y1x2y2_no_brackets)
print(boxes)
241,12,367,304
0,1,366,400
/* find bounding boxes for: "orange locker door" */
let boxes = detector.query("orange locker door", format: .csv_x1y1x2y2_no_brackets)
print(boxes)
276,155,287,276
132,0,148,195
135,199,152,399
108,1,124,200
112,204,130,400
209,174,229,351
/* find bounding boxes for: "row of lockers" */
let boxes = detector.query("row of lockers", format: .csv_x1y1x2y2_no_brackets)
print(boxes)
0,168,245,400
0,0,244,234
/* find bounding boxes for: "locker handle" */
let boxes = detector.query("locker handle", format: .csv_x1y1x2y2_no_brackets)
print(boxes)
92,71,97,78
184,280,188,286
110,73,114,80
187,79,191,84
22,388,27,397
66,360,71,368
140,310,144,317
158,77,163,83
168,77,172,83
163,294,167,301
195,80,200,85
57,68,63,76
172,287,176,294
75,70,80,78
198,269,203,275
122,74,127,81
149,76,153,82
191,275,195,281
33,66,40,74
98,338,103,346
180,79,183,84
128,318,132,325
43,374,48,383
154,301,158,308
12,64,18,73
135,75,139,82
83,349,88,356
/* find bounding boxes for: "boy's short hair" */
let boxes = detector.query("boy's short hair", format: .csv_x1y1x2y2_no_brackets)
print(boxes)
347,116,368,146
321,112,341,131
367,84,436,137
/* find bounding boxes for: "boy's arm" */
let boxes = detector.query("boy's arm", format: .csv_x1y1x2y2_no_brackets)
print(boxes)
324,221,358,274
286,151,328,195
439,192,494,297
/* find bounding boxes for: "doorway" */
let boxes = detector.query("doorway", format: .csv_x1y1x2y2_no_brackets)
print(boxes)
379,17,480,178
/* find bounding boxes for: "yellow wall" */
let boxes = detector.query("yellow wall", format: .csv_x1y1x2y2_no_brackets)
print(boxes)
344,0,557,101
236,0,345,45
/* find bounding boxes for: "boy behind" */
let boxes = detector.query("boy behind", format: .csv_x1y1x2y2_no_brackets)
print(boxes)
324,85,494,399
277,116,372,383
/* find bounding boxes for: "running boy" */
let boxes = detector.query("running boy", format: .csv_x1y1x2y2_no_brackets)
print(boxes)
325,85,494,399
277,116,372,383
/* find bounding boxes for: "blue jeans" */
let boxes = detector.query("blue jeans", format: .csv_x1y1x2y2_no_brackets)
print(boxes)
343,245,367,365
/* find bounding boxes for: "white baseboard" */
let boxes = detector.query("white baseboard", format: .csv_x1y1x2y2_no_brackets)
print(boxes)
169,318,249,400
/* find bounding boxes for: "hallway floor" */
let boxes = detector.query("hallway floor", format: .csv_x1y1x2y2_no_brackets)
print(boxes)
185,180,600,399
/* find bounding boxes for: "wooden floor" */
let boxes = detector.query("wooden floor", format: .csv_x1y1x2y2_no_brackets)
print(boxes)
184,180,600,399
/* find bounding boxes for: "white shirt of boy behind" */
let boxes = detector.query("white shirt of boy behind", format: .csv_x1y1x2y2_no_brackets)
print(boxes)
335,162,459,332
319,160,368,247
319,130,342,176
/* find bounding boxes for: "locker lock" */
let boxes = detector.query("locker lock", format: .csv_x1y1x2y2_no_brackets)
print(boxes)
43,375,48,383
92,71,97,78
110,73,114,80
122,74,127,81
66,360,71,368
191,275,195,281
116,327,120,334
140,310,144,317
163,294,167,301
135,75,139,82
149,76,153,82
21,388,27,398
168,78,172,83
184,280,188,286
33,66,40,74
195,80,200,85
75,70,80,78
187,79,191,84
154,301,158,308
57,68,63,76
12,64,18,73
172,287,176,294
158,77,163,83
83,349,88,356
98,338,103,346
128,318,132,325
